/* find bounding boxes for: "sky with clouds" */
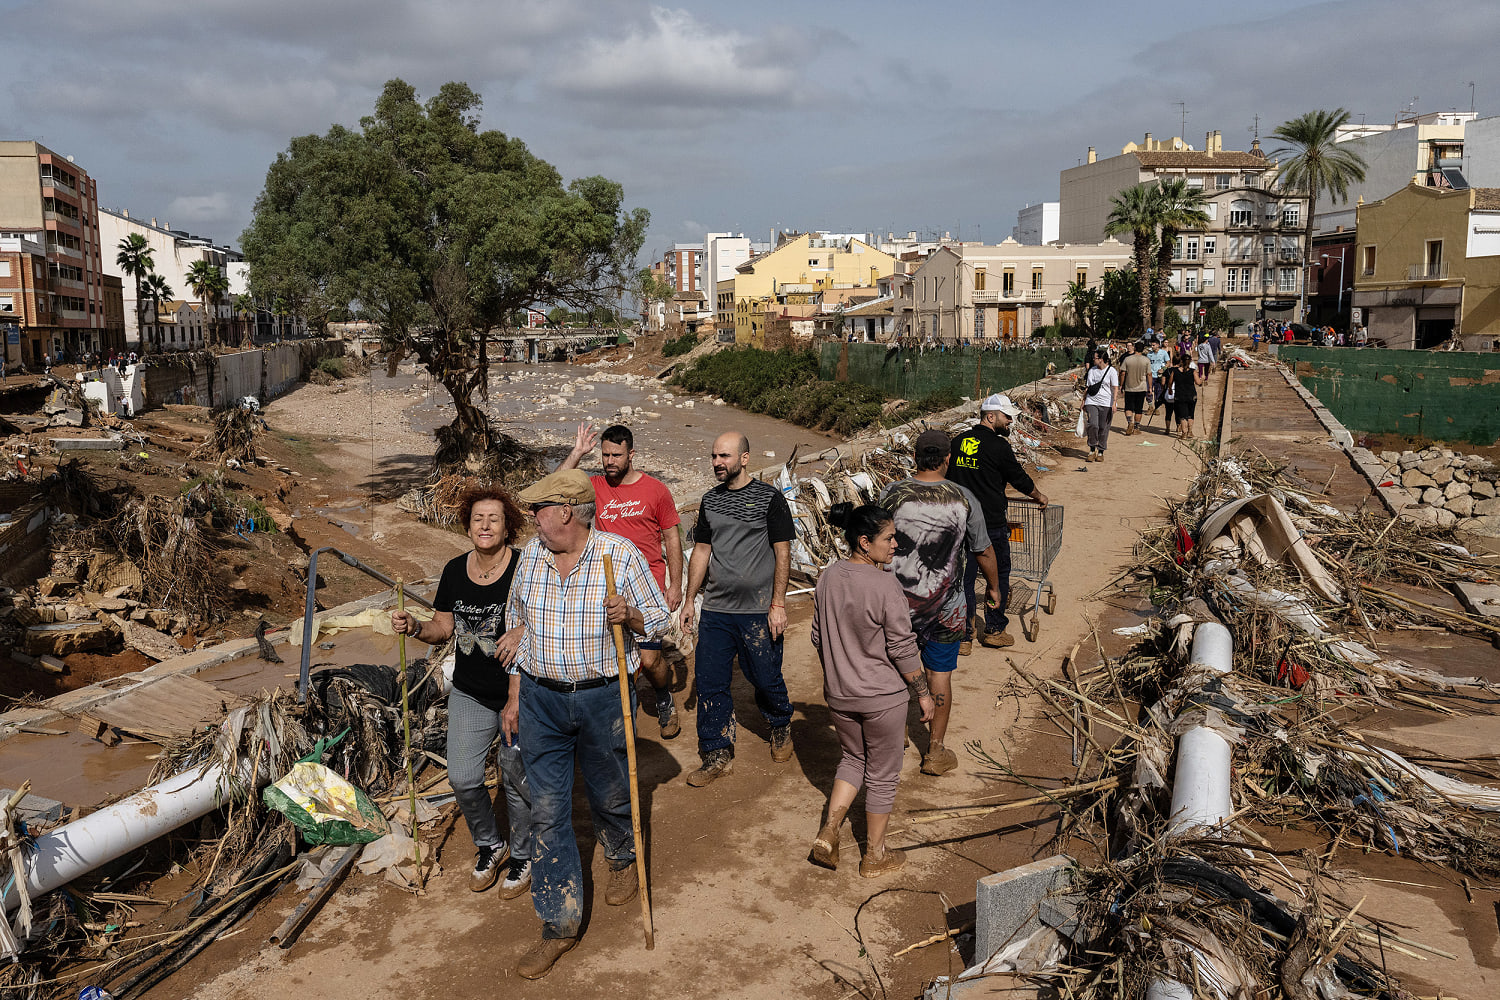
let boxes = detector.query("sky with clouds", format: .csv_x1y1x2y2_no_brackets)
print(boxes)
3,0,1494,263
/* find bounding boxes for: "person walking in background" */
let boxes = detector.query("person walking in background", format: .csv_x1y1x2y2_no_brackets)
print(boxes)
560,421,684,740
1167,354,1198,439
810,504,935,878
1080,349,1119,463
681,431,797,787
1145,337,1171,413
881,429,1001,777
1119,340,1152,436
390,486,534,901
947,394,1048,653
1195,333,1215,381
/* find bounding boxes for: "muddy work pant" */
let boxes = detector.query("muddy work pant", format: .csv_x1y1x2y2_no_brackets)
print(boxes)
446,687,533,862
964,528,1012,638
693,609,794,757
519,673,638,940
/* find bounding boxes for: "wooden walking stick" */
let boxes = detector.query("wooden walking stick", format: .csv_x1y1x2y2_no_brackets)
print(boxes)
396,580,424,890
602,553,655,949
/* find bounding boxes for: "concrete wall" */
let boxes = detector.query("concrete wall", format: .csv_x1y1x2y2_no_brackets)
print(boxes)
821,341,1076,401
1283,346,1500,445
139,342,341,411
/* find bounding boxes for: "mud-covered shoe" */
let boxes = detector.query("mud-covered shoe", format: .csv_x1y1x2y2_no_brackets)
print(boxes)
921,745,958,776
656,693,681,740
498,858,531,899
770,723,795,763
517,936,577,979
958,638,973,656
687,748,734,787
979,629,1015,649
859,847,907,878
469,844,507,892
811,821,840,869
605,861,638,905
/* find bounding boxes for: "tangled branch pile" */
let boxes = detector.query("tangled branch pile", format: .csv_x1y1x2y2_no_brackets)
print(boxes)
189,407,259,466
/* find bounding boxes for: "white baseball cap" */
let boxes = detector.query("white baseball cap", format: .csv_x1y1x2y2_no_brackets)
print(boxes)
980,393,1021,417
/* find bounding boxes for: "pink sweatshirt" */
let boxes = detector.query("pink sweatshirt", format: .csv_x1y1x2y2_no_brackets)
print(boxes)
810,560,923,713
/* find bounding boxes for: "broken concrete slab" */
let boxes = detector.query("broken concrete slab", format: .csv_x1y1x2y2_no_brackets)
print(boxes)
1452,581,1500,620
49,436,123,451
974,853,1078,966
24,621,113,657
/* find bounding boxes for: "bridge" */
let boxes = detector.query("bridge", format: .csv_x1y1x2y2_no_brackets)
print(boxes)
343,327,628,363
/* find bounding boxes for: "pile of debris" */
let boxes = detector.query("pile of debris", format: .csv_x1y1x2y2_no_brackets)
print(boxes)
1380,446,1500,534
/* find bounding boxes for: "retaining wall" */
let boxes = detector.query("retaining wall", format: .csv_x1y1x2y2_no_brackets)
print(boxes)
1281,347,1500,445
140,342,342,411
820,342,1079,400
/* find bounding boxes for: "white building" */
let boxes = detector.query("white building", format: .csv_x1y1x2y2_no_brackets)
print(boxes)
1013,203,1060,245
1316,111,1478,234
99,209,236,349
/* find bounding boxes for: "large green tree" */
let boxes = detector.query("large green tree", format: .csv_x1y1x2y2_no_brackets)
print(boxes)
241,79,648,472
1270,109,1367,318
1104,184,1162,337
1097,266,1142,339
115,233,154,353
186,260,230,347
1152,178,1212,332
1063,278,1100,338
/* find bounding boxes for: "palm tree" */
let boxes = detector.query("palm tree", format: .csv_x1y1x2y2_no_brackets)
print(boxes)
1104,183,1163,337
115,234,154,354
1064,278,1100,338
143,273,174,350
186,260,230,347
233,293,256,342
1152,178,1213,332
1270,109,1368,320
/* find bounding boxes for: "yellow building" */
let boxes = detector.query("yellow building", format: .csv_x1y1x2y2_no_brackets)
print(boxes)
1352,184,1500,350
726,234,897,346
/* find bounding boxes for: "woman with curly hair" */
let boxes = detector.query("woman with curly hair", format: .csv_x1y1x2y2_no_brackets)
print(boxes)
391,484,533,898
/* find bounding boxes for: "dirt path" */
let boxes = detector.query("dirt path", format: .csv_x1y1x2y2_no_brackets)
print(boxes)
155,377,1218,999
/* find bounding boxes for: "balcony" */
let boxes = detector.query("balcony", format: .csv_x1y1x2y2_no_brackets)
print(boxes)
1408,263,1450,280
41,175,77,196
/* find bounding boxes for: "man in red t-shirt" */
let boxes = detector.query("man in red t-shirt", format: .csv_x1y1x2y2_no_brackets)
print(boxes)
561,422,684,738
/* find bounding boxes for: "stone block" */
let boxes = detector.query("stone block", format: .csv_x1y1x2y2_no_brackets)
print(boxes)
1456,470,1471,483
1474,481,1498,499
1380,451,1400,464
1432,467,1454,486
1402,470,1435,490
24,621,113,657
1398,453,1421,470
1448,496,1476,518
1462,515,1500,539
1452,581,1500,620
1475,498,1500,518
1418,457,1447,476
1435,508,1458,529
1445,481,1471,500
974,854,1077,965
1421,488,1444,506
1400,506,1440,528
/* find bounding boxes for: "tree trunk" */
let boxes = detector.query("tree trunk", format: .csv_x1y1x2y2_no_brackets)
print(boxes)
1154,227,1177,333
1301,192,1317,324
1135,236,1154,337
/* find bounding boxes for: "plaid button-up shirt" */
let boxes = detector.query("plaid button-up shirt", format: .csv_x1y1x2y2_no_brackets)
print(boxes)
507,529,670,682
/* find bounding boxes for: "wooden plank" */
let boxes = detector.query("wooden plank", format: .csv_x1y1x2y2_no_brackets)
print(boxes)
89,674,239,741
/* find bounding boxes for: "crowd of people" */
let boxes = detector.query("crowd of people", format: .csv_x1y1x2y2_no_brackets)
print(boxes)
389,401,1045,978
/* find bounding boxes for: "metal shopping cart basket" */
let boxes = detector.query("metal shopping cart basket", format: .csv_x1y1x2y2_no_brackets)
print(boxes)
1005,499,1063,642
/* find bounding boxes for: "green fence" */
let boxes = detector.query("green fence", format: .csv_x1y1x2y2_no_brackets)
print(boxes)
1281,347,1500,445
821,343,1078,400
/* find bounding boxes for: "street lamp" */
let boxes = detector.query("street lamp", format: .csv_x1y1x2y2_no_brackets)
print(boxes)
1320,251,1347,317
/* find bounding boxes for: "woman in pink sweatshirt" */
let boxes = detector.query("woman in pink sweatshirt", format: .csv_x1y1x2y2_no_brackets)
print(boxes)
810,504,936,877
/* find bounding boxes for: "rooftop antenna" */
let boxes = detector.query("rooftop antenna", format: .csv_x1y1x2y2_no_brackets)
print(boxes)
1175,101,1189,139
1468,81,1476,113
1249,113,1260,142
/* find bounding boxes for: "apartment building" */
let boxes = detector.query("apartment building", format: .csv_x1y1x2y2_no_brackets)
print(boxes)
0,234,50,367
723,233,898,345
98,208,236,349
1352,183,1500,350
1013,203,1060,245
0,141,109,363
1317,111,1478,233
896,239,1131,343
1060,131,1309,326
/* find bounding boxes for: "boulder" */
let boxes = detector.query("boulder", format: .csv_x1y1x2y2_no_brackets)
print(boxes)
1417,458,1447,476
1456,470,1471,483
24,621,113,657
1444,481,1471,500
1421,487,1445,506
1398,453,1421,470
1434,508,1458,529
1474,481,1498,499
1474,498,1500,518
1459,515,1500,538
1380,451,1400,464
1448,496,1476,518
1401,470,1436,490
1431,467,1454,486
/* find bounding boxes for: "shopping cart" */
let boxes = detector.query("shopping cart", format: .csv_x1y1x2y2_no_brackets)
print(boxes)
1004,499,1064,642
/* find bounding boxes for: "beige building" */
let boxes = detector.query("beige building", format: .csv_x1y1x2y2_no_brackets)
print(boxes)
721,233,898,346
1060,131,1309,325
1352,184,1500,350
895,239,1131,343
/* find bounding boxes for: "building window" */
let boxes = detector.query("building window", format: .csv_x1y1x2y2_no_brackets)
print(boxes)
1168,269,1181,292
1215,173,1232,190
1362,245,1376,275
0,261,9,277
1281,205,1300,227
1280,237,1299,259
1075,267,1088,286
1426,239,1444,276
1202,267,1216,287
0,295,12,312
974,269,986,291
1230,201,1253,226
1031,269,1043,291
1278,268,1297,292
1202,236,1216,256
1001,270,1015,295
1185,238,1199,261
1185,272,1198,293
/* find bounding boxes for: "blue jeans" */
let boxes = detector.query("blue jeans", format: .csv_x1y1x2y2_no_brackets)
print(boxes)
446,687,533,862
694,610,794,757
519,673,637,940
964,527,1012,637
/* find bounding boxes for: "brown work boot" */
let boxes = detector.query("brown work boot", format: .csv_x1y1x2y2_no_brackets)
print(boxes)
979,629,1015,649
687,748,734,787
921,745,958,776
517,936,578,979
859,846,907,879
605,861,638,906
811,820,840,869
958,638,972,656
770,723,795,763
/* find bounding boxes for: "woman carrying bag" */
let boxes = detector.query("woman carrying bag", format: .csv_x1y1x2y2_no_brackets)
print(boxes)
1080,349,1119,463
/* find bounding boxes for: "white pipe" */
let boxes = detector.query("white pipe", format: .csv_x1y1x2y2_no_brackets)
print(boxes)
1145,981,1193,1000
3,759,258,915
1166,622,1234,836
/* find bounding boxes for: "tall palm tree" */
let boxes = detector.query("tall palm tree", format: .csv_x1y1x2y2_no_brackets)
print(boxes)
143,273,174,351
1104,183,1163,337
1152,178,1213,332
186,260,230,347
1270,109,1367,320
233,294,256,342
115,234,154,354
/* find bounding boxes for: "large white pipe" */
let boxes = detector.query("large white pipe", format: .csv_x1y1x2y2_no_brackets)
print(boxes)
3,759,257,915
1166,622,1233,835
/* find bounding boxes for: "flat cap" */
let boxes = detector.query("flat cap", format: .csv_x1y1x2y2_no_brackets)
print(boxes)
517,469,595,506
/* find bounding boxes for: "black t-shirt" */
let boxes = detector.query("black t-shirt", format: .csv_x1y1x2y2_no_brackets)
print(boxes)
946,423,1035,531
434,549,518,711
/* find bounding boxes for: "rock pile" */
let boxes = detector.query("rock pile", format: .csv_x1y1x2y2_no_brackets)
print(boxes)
1383,447,1500,536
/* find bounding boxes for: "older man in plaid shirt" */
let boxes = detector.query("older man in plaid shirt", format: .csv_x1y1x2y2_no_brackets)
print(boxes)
506,469,669,979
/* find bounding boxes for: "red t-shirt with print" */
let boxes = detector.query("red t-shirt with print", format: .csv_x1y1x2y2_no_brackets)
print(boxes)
591,473,680,590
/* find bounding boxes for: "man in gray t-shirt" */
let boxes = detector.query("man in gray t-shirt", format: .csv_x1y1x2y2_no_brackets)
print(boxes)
681,431,797,787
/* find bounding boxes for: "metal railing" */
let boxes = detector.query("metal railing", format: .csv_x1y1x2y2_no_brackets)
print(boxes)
1408,263,1450,280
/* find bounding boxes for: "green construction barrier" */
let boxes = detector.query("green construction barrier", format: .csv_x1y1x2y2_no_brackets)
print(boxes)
1281,347,1500,446
820,342,1079,401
